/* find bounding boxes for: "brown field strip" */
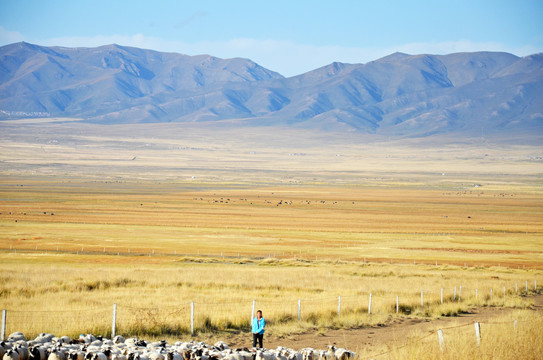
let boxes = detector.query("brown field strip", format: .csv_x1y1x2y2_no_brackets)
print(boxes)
0,176,542,268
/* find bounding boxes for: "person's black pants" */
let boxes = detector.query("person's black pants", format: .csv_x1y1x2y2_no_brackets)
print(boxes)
253,333,263,348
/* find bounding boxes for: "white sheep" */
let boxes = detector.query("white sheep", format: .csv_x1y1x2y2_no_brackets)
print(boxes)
47,348,66,360
112,337,125,345
91,353,107,360
255,350,275,360
164,352,181,360
111,354,126,360
3,349,20,360
331,349,354,360
7,333,26,343
13,346,29,360
67,350,84,360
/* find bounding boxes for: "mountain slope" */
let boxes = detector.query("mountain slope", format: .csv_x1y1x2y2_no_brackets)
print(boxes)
0,42,541,137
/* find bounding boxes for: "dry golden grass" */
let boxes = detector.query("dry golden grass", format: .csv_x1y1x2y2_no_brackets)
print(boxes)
0,252,541,341
1,123,542,358
1,177,542,268
367,309,543,360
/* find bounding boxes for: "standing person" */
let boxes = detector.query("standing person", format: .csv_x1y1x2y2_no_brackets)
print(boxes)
252,310,265,348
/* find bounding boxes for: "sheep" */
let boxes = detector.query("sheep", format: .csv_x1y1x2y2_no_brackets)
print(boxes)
147,353,163,360
332,350,354,360
8,333,26,343
287,352,302,360
301,349,316,360
255,350,275,360
13,346,29,360
316,351,330,360
112,338,125,346
67,350,84,360
90,353,107,360
110,354,126,360
47,348,66,360
0,343,8,360
83,336,96,345
29,346,47,360
4,349,21,360
164,352,180,360
324,347,354,360
212,343,228,352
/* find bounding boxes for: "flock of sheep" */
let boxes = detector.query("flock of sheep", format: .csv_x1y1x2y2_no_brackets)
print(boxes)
1,333,356,360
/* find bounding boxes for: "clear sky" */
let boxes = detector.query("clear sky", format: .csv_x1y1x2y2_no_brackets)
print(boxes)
1,0,542,76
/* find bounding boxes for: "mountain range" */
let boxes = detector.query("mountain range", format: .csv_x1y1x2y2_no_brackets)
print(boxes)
1,42,542,137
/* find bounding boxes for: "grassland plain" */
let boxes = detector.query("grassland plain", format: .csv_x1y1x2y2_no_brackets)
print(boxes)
1,122,542,358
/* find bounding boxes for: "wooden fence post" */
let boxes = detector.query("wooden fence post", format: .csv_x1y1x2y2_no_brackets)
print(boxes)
338,296,341,316
111,303,117,338
190,302,194,335
504,286,506,297
490,288,493,301
251,300,255,323
515,283,518,294
437,329,445,352
476,288,478,300
454,286,456,301
525,280,528,293
368,293,372,314
1,309,6,341
298,299,301,321
459,285,462,300
474,322,481,347
421,289,424,307
396,295,399,314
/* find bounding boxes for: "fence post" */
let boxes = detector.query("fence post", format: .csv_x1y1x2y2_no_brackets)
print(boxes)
535,280,537,291
454,286,456,301
504,286,506,297
396,295,399,314
190,302,194,335
476,288,478,300
421,289,424,307
338,296,341,316
251,300,256,323
441,288,443,304
298,299,301,321
525,280,528,293
111,303,117,338
437,329,445,352
474,322,481,347
459,286,462,301
515,283,518,294
368,293,372,314
1,309,6,341
490,288,493,301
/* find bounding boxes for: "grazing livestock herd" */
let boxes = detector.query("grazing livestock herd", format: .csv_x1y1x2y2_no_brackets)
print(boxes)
1,333,356,360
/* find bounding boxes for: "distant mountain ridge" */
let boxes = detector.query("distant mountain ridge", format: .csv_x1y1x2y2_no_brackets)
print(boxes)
0,42,542,137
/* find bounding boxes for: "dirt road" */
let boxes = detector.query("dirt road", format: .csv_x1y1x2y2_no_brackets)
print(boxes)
220,294,543,353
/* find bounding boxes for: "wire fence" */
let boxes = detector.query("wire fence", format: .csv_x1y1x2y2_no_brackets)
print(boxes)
359,313,543,359
1,281,541,341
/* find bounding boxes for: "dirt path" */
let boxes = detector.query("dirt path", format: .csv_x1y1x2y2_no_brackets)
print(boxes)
218,294,543,353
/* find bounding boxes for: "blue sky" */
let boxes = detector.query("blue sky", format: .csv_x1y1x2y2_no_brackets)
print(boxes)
1,0,542,76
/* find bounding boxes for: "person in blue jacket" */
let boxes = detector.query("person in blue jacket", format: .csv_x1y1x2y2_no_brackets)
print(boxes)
252,309,265,348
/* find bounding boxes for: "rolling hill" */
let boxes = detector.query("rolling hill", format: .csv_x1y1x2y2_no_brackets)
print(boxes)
0,42,542,137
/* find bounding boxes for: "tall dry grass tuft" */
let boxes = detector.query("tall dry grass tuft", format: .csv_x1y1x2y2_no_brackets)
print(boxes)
380,310,543,360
